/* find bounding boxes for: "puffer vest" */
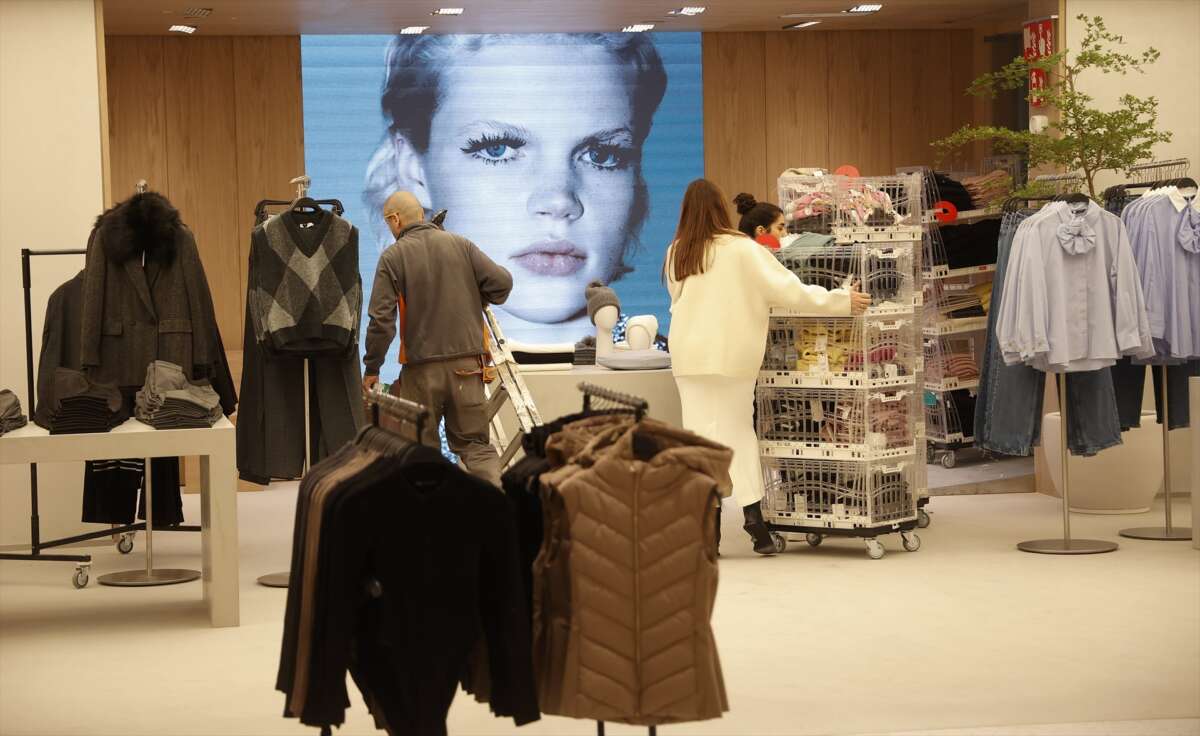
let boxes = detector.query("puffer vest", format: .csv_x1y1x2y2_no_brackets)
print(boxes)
534,418,733,726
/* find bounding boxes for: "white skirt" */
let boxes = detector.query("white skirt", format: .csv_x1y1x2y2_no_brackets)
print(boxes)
674,374,764,508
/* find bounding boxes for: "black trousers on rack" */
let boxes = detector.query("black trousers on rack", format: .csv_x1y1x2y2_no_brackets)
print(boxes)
236,303,364,485
81,457,184,526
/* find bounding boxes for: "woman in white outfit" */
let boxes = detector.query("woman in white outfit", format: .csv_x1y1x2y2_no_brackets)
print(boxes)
665,179,870,554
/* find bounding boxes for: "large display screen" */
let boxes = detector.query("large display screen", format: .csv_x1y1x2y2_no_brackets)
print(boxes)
301,33,703,382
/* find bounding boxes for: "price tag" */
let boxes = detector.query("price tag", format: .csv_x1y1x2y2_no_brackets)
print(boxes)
933,200,958,223
834,164,861,177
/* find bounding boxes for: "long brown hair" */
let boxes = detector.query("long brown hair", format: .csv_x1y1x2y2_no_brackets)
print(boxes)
665,178,741,282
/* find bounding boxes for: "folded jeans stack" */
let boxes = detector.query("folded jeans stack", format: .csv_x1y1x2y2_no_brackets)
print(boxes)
135,360,222,429
46,368,125,434
0,389,29,434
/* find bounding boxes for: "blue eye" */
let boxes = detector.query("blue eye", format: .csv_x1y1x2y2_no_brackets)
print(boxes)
462,134,525,164
587,149,617,167
483,144,509,159
580,145,630,171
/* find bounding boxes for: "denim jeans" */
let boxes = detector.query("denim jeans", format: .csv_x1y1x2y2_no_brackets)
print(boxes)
1111,358,1199,430
974,211,1123,457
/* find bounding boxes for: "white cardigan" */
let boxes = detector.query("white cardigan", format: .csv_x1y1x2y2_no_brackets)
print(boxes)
667,233,851,378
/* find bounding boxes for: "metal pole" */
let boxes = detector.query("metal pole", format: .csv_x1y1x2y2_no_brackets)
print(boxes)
145,458,154,573
257,357,311,588
21,250,40,553
1018,374,1118,554
1121,367,1192,541
98,458,200,586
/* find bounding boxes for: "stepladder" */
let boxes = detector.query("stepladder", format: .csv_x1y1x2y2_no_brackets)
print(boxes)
482,306,543,468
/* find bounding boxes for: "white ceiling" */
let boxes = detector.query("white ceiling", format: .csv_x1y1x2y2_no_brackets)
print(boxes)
103,0,1029,35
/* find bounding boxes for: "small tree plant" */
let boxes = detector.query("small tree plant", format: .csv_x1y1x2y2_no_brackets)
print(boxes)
933,14,1172,199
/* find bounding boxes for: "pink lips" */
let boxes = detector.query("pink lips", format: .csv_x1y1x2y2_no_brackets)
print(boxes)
512,240,587,277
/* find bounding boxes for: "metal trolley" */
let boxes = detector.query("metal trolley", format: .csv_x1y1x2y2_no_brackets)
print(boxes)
761,172,928,557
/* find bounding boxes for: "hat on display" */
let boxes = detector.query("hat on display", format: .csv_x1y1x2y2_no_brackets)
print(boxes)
585,281,621,325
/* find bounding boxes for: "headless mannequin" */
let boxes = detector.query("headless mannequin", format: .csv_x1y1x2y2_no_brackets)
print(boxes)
594,304,619,359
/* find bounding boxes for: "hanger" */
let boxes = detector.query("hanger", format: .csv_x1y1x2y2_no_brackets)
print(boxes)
577,382,648,422
254,175,345,223
362,388,429,448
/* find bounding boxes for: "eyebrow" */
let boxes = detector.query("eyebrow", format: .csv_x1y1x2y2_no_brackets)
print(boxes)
456,120,534,139
583,127,634,144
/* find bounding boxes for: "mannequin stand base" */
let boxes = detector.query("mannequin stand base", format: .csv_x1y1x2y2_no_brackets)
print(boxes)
1118,526,1192,541
98,568,201,586
257,572,290,588
1017,539,1118,555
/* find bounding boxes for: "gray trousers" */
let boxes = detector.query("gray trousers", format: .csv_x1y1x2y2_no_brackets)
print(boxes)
392,356,501,487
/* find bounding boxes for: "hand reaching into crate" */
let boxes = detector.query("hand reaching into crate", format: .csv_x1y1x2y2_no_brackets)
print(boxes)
848,281,871,315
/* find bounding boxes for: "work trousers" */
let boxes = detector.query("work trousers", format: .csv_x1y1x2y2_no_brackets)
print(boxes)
392,356,501,487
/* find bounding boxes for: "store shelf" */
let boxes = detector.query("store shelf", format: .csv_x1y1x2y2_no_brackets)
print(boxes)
759,441,919,462
926,432,975,445
922,208,1001,225
924,377,980,392
925,263,997,280
923,316,988,336
759,370,917,390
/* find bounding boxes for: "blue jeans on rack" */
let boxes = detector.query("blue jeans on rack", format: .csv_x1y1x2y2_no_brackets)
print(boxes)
974,211,1123,457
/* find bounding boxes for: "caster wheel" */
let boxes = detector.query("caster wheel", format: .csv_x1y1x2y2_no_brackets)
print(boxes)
865,539,885,560
72,567,89,589
917,509,931,528
940,451,957,469
117,534,134,554
805,533,823,547
902,532,922,552
771,532,787,554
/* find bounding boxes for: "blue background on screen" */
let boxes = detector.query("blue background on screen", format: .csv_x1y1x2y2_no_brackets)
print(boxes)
301,34,703,384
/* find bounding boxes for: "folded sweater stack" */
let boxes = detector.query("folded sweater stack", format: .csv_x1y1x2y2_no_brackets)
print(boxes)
44,368,125,434
135,361,222,430
0,389,28,435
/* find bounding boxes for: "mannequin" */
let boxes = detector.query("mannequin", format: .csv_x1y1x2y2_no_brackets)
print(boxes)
585,282,621,359
625,315,658,351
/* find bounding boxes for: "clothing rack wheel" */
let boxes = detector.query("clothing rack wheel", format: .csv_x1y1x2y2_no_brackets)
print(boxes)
596,722,656,735
1119,371,1193,541
99,456,202,586
1017,374,1119,555
258,359,313,588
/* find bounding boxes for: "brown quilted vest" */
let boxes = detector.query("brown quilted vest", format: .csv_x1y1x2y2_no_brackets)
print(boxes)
534,418,733,726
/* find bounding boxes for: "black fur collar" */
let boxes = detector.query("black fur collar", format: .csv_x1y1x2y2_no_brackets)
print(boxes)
96,191,182,264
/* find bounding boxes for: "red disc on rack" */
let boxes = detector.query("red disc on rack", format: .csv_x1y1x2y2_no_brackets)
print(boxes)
932,200,958,223
834,164,860,177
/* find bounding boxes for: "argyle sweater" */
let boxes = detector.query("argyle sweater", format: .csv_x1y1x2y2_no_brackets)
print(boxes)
249,210,362,357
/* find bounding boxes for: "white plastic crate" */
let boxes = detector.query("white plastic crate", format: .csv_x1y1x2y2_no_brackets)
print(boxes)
778,173,923,232
923,334,981,392
774,239,921,317
923,388,977,444
759,315,920,389
760,456,919,528
756,385,920,460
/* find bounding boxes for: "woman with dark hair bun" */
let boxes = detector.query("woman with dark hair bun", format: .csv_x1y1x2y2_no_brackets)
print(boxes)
734,193,787,249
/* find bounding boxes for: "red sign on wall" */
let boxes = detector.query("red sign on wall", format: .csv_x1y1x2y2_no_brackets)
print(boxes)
1023,17,1055,107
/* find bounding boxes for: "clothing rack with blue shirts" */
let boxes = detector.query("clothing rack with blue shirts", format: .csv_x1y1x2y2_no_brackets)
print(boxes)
1102,166,1197,543
0,247,200,588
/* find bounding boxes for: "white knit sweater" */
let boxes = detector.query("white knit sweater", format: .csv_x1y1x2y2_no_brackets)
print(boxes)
667,233,851,378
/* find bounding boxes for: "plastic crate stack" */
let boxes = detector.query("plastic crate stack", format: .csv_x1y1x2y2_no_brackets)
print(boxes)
761,171,926,559
907,167,1003,470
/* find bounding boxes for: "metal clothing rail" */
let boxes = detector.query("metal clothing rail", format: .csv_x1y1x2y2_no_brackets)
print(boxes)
0,248,199,588
577,381,649,420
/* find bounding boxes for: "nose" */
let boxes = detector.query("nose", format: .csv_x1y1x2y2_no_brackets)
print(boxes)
527,171,583,222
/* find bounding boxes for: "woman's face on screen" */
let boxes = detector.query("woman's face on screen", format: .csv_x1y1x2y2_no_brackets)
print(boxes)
412,44,640,325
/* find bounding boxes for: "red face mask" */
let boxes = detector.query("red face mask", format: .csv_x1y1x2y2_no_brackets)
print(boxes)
755,233,781,250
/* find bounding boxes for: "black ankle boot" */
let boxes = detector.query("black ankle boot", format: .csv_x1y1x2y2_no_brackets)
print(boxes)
742,501,776,555
714,504,722,557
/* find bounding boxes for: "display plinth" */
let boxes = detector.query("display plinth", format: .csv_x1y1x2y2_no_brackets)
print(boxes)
257,572,290,587
0,417,239,626
100,569,202,586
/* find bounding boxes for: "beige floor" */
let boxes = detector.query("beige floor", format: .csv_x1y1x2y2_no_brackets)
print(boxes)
0,487,1197,736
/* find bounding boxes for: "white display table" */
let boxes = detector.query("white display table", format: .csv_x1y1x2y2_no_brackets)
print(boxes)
0,417,239,627
501,365,681,434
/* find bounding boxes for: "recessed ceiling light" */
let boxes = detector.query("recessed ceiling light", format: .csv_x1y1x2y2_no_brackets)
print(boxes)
667,6,706,16
847,3,883,12
401,25,430,34
182,7,213,18
431,7,464,15
168,24,197,33
785,20,822,29
622,23,655,32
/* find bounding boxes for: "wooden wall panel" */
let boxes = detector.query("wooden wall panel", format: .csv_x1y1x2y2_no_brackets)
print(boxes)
827,31,895,176
162,37,243,349
232,36,305,320
889,30,957,171
702,32,767,202
763,32,830,195
105,37,167,198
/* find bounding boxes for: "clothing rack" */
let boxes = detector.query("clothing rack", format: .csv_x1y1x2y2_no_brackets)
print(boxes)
577,382,649,421
364,388,429,443
255,175,344,588
1017,374,1120,554
1103,161,1195,542
1032,172,1086,195
0,247,201,587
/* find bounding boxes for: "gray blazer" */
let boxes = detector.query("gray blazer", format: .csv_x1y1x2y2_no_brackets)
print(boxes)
81,192,219,388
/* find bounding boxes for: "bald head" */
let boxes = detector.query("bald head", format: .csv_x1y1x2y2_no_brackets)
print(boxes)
383,191,425,237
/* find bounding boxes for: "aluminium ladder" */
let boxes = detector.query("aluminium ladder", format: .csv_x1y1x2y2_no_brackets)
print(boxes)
482,306,543,468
